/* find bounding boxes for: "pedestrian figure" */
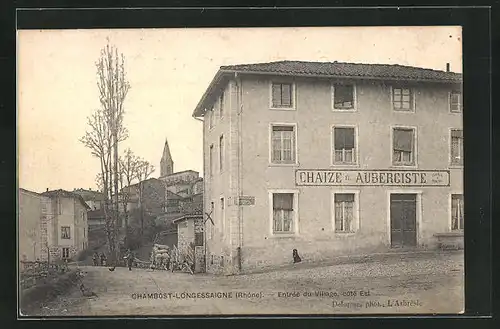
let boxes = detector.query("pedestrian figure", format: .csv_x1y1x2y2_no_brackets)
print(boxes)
164,247,171,271
92,252,99,266
100,253,107,266
124,249,134,271
292,249,302,264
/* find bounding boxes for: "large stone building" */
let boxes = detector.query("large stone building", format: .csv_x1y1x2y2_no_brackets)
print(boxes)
192,60,463,275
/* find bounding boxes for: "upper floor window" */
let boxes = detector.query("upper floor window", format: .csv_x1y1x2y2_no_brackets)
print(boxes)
451,129,464,166
219,135,224,172
271,125,296,164
209,107,215,129
450,91,462,113
332,127,356,165
209,144,214,176
392,87,414,111
451,194,464,231
61,226,71,239
271,82,294,109
333,84,355,110
392,127,416,166
219,92,225,118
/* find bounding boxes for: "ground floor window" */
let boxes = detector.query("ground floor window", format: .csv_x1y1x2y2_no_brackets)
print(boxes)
451,194,464,231
195,232,204,246
272,193,295,233
62,247,70,259
333,193,356,233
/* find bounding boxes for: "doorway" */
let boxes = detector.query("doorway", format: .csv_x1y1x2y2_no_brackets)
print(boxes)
390,194,417,248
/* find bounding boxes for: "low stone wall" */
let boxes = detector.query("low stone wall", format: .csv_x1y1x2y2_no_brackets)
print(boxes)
19,269,81,316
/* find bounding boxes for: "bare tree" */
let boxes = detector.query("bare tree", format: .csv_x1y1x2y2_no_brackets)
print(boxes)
136,159,155,237
118,148,140,245
80,40,130,264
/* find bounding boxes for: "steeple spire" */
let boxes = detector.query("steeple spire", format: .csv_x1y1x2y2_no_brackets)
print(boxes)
160,137,174,176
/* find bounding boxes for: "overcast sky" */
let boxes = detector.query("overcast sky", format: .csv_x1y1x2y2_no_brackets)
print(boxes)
17,26,462,193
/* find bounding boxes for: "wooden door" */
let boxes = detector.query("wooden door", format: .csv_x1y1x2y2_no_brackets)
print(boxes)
390,194,417,248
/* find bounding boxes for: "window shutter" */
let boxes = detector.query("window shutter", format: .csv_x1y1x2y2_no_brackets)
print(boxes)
281,84,291,106
335,128,355,149
273,193,293,210
272,84,281,107
393,129,413,152
335,194,354,203
451,130,463,138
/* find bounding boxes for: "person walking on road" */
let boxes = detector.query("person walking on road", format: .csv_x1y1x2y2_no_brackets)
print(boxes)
124,249,134,271
92,252,99,266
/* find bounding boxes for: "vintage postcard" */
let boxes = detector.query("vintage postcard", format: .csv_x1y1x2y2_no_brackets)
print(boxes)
17,26,464,317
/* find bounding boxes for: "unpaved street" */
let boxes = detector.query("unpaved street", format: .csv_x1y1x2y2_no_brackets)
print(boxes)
35,251,464,316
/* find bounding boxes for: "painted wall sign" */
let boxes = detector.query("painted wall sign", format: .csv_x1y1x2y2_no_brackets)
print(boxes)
238,196,256,205
295,169,450,186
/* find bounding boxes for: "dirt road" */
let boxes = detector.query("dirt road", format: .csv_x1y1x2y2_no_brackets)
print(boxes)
33,251,464,316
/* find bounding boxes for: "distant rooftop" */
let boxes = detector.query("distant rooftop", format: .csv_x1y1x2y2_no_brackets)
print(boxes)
41,189,91,209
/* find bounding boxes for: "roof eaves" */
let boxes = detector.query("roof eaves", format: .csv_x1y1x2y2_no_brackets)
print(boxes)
192,69,232,118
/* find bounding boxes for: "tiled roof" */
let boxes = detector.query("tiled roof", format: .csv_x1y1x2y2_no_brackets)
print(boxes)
193,60,462,117
220,60,462,82
41,189,91,209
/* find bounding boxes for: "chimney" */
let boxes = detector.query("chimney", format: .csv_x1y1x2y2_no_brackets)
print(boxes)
89,187,92,191
446,63,450,72
46,188,49,192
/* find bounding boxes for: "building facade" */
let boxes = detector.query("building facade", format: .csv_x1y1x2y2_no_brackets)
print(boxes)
41,189,90,261
193,60,463,275
18,189,45,263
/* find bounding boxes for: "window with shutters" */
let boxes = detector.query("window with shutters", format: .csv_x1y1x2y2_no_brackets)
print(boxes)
219,135,224,172
270,124,297,165
271,192,297,234
450,129,463,166
333,84,356,110
61,226,71,239
451,194,464,231
392,87,414,111
332,126,357,165
450,91,462,113
392,127,416,166
333,193,356,233
62,248,70,259
270,82,295,109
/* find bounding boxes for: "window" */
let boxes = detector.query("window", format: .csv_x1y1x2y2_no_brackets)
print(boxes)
220,197,225,237
195,232,204,246
210,254,214,265
333,84,355,110
332,127,356,164
62,248,70,259
451,129,464,165
334,194,355,233
209,144,214,176
58,198,62,215
393,128,415,166
392,87,413,111
209,107,215,129
61,226,71,239
271,125,296,164
451,194,464,230
271,83,294,108
219,92,225,118
219,135,224,172
450,91,462,113
272,193,294,234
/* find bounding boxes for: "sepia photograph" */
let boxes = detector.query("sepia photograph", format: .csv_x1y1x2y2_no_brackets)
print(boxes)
17,26,464,317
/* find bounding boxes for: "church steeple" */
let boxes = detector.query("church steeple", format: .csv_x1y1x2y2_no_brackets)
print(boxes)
160,138,174,177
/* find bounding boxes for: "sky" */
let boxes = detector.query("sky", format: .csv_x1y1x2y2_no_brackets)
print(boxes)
17,26,462,193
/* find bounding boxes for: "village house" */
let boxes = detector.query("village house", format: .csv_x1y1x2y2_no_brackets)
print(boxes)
19,189,90,262
18,188,45,263
192,60,463,275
